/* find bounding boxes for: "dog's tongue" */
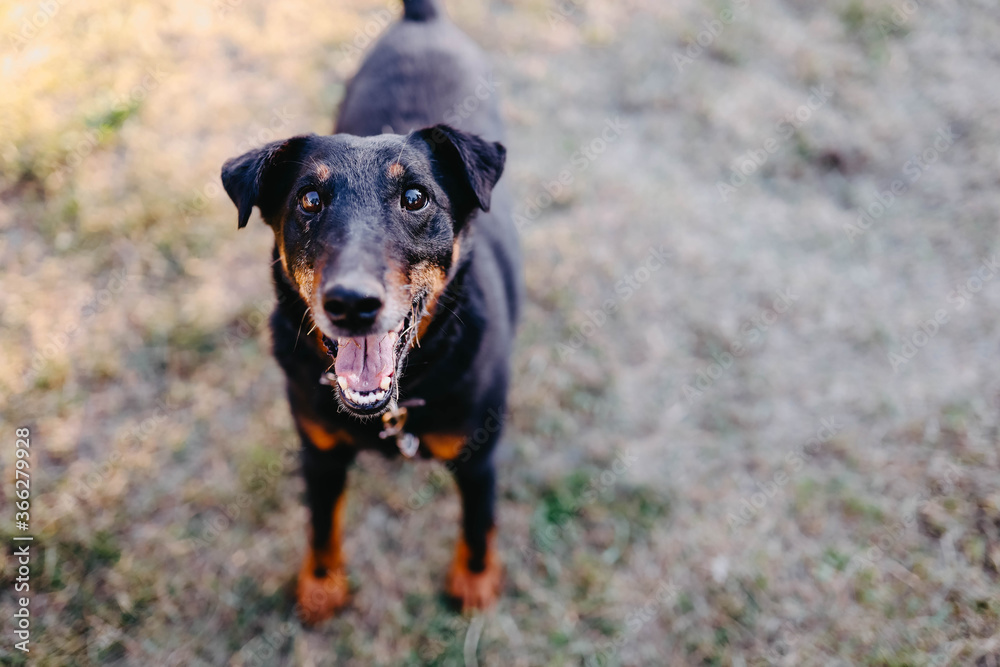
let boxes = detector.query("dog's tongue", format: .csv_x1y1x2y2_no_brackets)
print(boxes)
334,332,397,392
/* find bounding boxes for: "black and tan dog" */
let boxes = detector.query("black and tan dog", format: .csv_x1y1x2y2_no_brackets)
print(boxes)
220,0,519,624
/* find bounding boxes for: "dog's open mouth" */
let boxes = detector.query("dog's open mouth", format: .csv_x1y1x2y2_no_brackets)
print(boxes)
333,326,400,412
322,312,419,416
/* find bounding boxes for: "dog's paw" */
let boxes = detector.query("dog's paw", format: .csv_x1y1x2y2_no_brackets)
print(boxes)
446,539,502,612
296,563,349,625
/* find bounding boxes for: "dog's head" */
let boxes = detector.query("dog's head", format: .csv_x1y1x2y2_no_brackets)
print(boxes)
221,126,505,417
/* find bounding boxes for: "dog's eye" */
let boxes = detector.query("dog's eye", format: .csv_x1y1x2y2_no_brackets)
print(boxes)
401,186,429,212
300,191,322,213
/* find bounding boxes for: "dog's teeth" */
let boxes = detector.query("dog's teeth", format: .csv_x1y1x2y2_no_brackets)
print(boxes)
379,376,391,390
340,384,390,407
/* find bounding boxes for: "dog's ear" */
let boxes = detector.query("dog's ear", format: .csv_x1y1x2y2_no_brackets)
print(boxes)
221,135,314,229
418,125,506,212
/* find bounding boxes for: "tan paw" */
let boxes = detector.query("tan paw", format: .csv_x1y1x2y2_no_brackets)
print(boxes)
446,535,502,612
296,562,349,625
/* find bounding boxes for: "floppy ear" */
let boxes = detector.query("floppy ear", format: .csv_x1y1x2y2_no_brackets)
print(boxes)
417,125,506,212
221,135,314,229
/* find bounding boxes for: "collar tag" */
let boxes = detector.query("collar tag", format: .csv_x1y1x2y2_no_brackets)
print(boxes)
379,403,420,458
397,432,420,458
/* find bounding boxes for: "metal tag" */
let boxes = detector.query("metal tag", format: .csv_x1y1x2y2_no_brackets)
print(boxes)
379,404,407,439
397,432,420,458
379,404,420,458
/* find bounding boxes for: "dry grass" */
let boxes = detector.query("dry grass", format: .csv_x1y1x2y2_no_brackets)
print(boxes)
1,0,999,665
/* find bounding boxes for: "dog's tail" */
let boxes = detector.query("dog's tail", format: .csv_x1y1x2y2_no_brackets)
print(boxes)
402,0,439,21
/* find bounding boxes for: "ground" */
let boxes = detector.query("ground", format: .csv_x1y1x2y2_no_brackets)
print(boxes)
1,0,999,665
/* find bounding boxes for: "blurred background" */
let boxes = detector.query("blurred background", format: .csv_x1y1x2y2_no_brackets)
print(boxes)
1,0,999,664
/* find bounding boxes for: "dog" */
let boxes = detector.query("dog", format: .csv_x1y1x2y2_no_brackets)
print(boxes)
220,0,519,624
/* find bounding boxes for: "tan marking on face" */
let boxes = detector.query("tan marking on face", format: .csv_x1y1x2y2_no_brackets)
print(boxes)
290,268,314,312
316,326,330,350
295,414,353,451
294,262,314,300
276,234,292,281
381,259,410,327
275,224,314,305
388,162,405,178
298,257,325,338
409,260,448,341
421,433,466,460
315,163,331,180
385,260,408,294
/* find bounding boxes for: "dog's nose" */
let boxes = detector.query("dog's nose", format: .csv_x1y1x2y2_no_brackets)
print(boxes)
323,279,384,328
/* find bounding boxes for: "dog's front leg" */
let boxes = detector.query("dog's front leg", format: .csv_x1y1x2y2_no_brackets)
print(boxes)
293,417,356,625
447,457,502,612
